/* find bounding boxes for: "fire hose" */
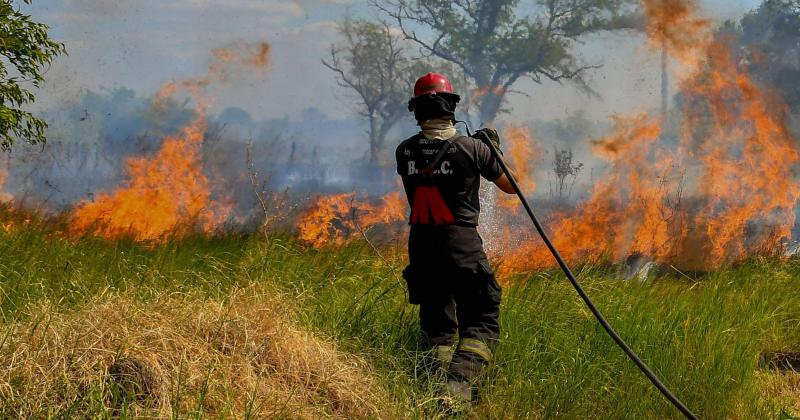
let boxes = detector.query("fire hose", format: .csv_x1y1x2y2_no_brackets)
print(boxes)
460,122,698,420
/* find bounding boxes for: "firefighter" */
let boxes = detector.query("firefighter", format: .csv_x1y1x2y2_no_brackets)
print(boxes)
395,72,516,406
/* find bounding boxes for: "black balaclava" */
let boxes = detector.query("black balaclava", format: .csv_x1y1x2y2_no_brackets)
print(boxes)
408,92,461,124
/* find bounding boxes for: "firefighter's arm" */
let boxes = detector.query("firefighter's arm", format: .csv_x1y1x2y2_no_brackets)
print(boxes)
494,171,517,195
474,128,518,195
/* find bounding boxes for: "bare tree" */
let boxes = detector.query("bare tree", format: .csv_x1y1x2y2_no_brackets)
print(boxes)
550,146,583,201
655,167,686,260
246,141,290,236
323,18,412,164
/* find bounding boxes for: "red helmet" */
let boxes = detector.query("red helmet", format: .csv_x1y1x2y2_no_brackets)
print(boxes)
413,72,454,98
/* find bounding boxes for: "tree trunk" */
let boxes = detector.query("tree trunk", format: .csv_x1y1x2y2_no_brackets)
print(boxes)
376,118,396,161
368,112,380,164
477,88,505,126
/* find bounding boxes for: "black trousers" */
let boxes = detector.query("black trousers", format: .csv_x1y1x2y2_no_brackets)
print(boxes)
403,225,502,381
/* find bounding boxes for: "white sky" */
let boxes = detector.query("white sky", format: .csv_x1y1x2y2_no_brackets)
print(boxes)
24,0,763,123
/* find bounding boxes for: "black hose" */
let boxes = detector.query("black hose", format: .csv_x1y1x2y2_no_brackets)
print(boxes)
463,123,698,420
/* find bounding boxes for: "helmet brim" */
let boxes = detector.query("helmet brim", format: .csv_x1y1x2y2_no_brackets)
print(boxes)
412,91,460,101
408,92,461,110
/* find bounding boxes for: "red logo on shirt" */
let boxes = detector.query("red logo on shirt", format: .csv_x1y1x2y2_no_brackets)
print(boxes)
411,186,455,224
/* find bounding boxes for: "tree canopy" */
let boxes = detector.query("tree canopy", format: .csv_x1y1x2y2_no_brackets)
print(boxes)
729,0,800,113
375,0,636,124
323,18,411,163
323,17,463,163
0,0,65,150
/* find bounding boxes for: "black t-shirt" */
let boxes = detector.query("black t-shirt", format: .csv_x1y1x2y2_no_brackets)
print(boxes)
395,133,502,226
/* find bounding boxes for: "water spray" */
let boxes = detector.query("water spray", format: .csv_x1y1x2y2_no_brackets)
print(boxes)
456,120,698,420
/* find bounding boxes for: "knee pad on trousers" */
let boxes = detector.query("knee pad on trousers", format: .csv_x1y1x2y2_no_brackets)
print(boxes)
458,337,492,362
449,338,492,382
436,344,455,364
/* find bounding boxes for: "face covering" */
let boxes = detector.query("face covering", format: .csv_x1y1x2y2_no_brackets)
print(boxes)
420,118,457,140
408,93,460,125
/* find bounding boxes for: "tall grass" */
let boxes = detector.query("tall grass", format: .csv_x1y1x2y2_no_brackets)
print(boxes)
278,242,800,418
1,220,798,418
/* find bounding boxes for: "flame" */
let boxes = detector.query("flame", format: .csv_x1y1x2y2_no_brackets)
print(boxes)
498,126,537,211
470,86,507,108
71,41,271,243
212,41,270,72
495,2,800,274
498,116,670,274
70,116,230,242
293,1,799,274
681,39,800,266
160,40,271,104
640,0,711,63
358,191,407,227
292,1,800,276
297,193,357,247
297,192,406,248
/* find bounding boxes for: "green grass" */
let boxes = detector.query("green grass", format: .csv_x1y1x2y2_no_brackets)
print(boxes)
1,220,799,418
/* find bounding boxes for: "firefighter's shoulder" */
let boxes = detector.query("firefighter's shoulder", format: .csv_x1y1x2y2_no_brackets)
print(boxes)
451,135,483,153
396,134,422,157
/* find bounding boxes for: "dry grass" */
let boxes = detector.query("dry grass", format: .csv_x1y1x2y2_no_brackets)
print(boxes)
0,288,395,418
757,371,800,417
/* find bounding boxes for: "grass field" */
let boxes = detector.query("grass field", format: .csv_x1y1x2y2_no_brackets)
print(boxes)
1,215,799,418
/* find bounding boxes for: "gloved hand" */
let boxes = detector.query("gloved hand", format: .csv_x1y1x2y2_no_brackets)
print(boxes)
473,128,502,154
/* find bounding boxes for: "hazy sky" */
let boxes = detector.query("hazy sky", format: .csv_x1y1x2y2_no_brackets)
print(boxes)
24,0,763,124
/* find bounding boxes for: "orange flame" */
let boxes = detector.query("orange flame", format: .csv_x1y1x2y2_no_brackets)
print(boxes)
640,0,711,63
470,86,507,109
71,41,271,243
70,116,230,242
497,116,669,274
495,3,800,274
681,39,800,266
297,192,406,248
498,126,537,211
155,40,271,112
298,3,798,275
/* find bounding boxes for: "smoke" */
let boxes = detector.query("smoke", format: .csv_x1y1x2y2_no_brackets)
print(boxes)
491,1,800,274
1,37,402,237
4,1,800,274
